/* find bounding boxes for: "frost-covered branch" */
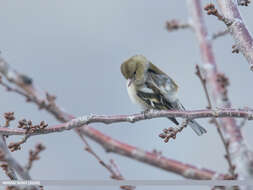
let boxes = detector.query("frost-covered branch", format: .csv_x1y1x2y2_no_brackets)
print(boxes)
0,108,253,136
205,1,253,71
187,0,253,181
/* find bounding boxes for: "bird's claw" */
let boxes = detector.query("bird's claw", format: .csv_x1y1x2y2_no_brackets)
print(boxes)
142,109,151,119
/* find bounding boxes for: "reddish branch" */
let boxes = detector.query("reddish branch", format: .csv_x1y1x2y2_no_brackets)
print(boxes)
196,65,237,178
77,127,232,180
188,0,253,180
206,1,253,71
0,56,229,180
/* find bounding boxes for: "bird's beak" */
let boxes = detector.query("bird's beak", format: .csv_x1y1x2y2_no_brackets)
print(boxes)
128,78,134,87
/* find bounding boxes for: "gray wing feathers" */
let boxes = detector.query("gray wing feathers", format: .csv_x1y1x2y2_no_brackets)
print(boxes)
146,69,207,135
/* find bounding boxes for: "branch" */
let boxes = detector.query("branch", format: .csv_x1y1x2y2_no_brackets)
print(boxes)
77,133,135,190
25,143,46,171
0,116,18,180
212,29,229,41
196,65,237,178
207,2,253,71
77,127,230,180
166,19,191,32
0,135,39,190
159,119,189,143
0,108,252,136
0,163,17,180
187,0,253,180
0,56,229,180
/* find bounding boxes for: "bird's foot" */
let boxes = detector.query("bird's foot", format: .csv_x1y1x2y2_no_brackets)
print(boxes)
142,109,152,119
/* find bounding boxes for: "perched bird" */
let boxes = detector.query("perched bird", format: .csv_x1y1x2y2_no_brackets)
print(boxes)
120,55,207,136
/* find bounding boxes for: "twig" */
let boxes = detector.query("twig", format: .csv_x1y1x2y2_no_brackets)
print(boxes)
215,1,253,71
8,135,30,152
159,119,189,143
204,4,233,26
0,113,39,189
188,0,253,180
196,65,237,178
25,143,46,171
77,132,122,178
0,114,17,180
195,65,212,109
110,159,135,190
212,29,229,41
3,112,15,128
0,136,31,180
2,115,48,152
77,132,135,190
166,19,191,32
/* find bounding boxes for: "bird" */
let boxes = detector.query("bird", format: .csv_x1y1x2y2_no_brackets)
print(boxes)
120,55,207,136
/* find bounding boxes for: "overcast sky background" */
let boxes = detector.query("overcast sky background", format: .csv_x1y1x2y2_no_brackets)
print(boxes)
0,1,253,190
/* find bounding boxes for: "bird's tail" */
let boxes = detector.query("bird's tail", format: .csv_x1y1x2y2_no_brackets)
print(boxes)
175,101,207,136
188,120,207,136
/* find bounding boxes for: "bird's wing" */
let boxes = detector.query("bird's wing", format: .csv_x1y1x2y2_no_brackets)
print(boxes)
136,89,179,125
136,89,174,110
135,63,180,125
135,62,179,109
136,63,178,106
147,63,178,96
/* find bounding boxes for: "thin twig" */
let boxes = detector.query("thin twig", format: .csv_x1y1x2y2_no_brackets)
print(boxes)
77,132,135,190
159,119,189,143
212,29,229,41
25,143,46,171
196,65,237,178
166,19,191,32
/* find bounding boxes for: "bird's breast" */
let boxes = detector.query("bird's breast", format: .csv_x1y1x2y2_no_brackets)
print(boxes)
127,81,148,109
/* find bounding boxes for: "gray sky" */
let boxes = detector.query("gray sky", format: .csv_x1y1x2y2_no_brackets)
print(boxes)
0,1,253,190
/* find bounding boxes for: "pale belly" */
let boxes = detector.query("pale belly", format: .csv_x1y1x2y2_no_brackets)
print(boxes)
127,81,148,110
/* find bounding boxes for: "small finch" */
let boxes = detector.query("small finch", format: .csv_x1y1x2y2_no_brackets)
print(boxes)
120,55,207,136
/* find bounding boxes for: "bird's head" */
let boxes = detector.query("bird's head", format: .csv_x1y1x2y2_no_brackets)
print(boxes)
121,55,149,86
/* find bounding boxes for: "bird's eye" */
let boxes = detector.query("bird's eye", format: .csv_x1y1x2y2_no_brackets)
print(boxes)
133,71,136,75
